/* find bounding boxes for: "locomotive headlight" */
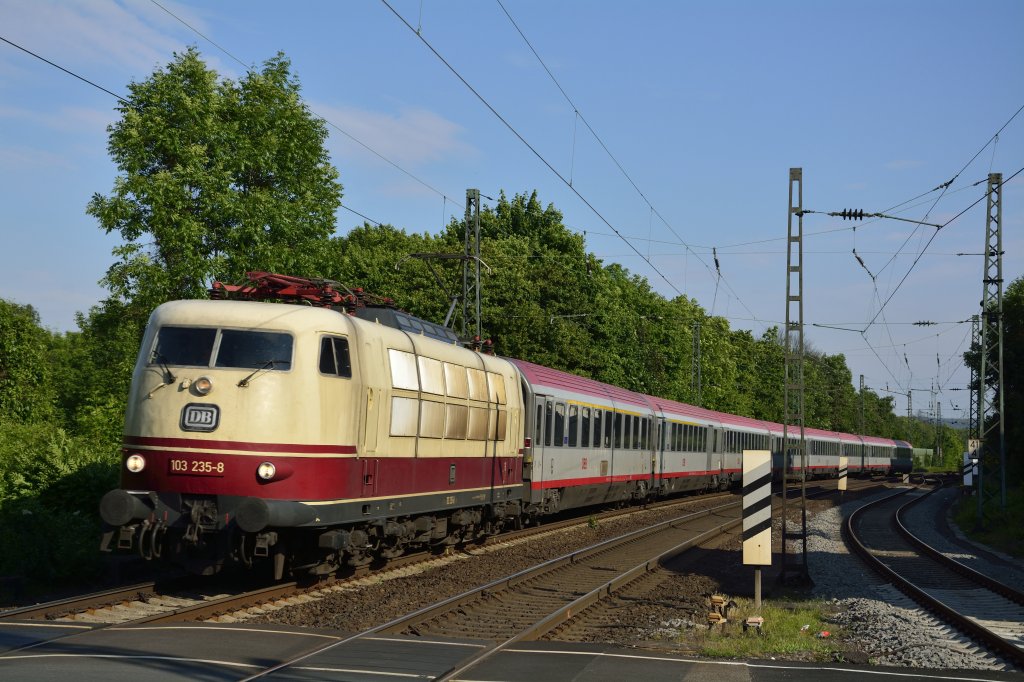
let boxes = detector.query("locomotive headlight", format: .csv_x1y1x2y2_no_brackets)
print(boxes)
125,454,146,473
194,375,213,395
257,461,277,481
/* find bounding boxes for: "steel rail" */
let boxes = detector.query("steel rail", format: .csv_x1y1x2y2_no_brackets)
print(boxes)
895,480,1024,607
238,475,890,680
0,582,159,621
237,500,741,681
845,484,1024,668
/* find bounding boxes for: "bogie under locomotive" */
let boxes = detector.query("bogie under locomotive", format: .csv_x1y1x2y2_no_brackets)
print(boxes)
100,278,912,578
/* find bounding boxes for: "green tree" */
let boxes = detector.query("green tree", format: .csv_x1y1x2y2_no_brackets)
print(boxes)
1002,276,1023,482
0,300,56,423
87,47,341,313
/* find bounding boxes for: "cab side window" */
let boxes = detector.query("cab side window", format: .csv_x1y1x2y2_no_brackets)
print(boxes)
319,336,352,378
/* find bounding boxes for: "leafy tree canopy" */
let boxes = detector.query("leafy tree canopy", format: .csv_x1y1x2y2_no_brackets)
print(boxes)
0,300,56,423
87,47,342,312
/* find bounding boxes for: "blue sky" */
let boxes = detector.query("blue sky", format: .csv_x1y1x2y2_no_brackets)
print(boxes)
1,0,1022,418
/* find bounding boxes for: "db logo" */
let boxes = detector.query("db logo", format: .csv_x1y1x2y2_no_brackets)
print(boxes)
181,404,219,432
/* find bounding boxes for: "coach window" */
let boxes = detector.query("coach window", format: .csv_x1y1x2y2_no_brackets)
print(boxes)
545,401,553,446
467,368,488,401
446,404,468,439
419,400,444,438
418,356,444,395
390,397,419,437
641,418,649,449
568,405,579,447
318,336,352,378
613,412,622,449
468,407,488,440
535,403,543,445
605,411,613,448
388,349,419,391
554,403,566,446
444,363,469,399
593,409,602,448
581,407,591,447
487,372,507,405
488,409,507,441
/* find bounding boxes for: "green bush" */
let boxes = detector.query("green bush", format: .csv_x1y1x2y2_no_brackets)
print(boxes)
953,486,1024,559
0,420,119,585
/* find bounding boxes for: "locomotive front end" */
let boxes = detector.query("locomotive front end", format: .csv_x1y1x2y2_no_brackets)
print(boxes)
100,299,359,576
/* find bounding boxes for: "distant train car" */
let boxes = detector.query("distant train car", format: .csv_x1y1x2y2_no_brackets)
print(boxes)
99,274,911,578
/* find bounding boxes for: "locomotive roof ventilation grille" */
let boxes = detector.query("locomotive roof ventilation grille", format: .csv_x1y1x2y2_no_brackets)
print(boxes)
351,306,461,345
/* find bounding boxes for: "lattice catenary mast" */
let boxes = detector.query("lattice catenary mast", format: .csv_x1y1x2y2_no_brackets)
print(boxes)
978,172,1006,509
780,168,810,585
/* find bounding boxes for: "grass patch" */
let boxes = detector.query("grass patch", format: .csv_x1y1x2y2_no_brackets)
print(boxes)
685,598,846,661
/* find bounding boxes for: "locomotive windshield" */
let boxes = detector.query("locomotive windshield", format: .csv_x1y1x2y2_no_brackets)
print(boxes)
151,326,293,370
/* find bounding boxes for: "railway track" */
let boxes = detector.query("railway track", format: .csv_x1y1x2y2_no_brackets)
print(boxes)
0,477,890,633
243,476,891,680
241,499,742,681
846,482,1024,668
0,490,738,626
0,477,895,680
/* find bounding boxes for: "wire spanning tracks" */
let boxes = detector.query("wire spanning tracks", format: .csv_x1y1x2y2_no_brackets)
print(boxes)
846,486,1024,668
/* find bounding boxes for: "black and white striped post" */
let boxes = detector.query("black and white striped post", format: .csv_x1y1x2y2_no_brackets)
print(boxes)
838,456,848,497
742,450,772,610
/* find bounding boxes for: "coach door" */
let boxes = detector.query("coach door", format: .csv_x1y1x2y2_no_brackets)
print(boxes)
531,395,554,491
654,415,666,491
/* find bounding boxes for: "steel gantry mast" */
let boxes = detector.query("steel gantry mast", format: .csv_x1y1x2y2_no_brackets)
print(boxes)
968,313,981,449
978,172,1006,509
780,168,810,585
394,188,488,350
462,188,483,345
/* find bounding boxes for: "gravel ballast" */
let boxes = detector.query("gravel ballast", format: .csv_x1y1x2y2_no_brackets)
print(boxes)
246,484,1017,671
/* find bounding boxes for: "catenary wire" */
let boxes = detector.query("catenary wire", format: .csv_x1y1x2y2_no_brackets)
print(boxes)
379,0,687,300
494,1,766,327
2,32,392,233
148,0,460,212
0,35,129,104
